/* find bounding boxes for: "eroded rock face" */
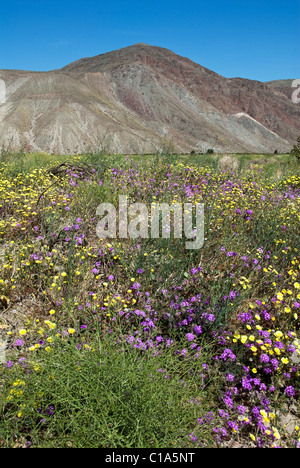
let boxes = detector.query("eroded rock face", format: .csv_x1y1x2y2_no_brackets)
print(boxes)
0,80,5,105
0,44,299,154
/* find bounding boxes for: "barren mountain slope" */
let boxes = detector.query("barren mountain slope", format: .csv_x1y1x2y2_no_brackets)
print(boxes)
0,44,299,154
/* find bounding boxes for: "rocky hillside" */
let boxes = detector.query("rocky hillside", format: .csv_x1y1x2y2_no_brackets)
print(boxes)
0,43,299,154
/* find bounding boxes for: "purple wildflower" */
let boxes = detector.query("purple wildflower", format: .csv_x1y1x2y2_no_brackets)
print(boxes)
285,386,295,397
14,339,24,347
186,333,196,342
194,325,202,335
225,373,235,382
220,348,236,362
260,354,270,363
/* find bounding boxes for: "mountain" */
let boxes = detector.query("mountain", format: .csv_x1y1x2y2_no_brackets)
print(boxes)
0,43,299,154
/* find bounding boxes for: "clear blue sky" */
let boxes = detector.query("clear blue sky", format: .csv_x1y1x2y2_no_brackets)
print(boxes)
0,0,299,81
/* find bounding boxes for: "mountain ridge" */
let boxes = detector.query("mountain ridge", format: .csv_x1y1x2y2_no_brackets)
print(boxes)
0,44,299,154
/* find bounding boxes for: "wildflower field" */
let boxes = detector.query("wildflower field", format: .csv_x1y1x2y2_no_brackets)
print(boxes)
0,151,299,448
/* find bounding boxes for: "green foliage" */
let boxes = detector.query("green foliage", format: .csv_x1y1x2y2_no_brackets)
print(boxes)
0,335,219,448
290,136,300,162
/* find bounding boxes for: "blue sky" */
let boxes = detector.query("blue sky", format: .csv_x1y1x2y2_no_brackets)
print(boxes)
0,0,299,81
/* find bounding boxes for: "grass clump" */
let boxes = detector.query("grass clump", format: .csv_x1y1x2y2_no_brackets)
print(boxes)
0,331,219,448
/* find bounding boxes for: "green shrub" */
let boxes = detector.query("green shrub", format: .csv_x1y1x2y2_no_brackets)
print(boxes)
290,136,300,161
0,335,219,448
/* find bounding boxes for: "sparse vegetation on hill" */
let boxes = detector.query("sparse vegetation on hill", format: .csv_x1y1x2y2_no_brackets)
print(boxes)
0,44,299,155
